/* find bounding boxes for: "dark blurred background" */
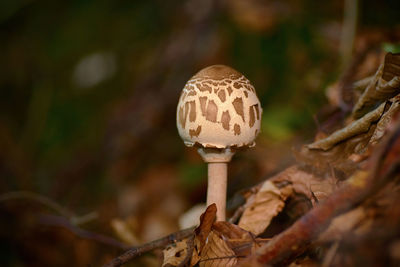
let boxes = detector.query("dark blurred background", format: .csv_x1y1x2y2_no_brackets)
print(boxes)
0,0,399,266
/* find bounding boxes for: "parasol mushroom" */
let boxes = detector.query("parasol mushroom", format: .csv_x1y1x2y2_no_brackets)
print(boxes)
176,65,262,221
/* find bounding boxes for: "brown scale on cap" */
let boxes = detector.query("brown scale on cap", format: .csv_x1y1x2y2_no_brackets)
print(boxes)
177,65,262,149
232,97,245,122
189,125,202,138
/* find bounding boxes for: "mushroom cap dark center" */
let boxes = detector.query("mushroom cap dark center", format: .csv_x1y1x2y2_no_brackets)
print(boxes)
192,65,243,80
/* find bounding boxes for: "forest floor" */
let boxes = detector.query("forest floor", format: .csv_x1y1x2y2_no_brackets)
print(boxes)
103,50,400,266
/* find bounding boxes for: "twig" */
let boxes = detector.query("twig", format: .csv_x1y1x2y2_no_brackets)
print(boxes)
39,214,129,250
0,190,73,218
102,226,196,267
1,191,126,250
0,190,97,225
242,119,400,265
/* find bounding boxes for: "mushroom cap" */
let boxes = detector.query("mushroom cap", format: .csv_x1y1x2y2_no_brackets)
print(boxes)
176,65,262,149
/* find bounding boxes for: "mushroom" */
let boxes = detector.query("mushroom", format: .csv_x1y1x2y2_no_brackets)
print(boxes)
176,65,262,221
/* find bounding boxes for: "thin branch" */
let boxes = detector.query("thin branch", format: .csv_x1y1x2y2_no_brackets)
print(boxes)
1,190,126,250
102,226,196,267
39,214,129,250
0,190,97,225
0,190,73,218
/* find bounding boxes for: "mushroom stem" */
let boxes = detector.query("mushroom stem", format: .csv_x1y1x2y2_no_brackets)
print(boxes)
207,162,227,221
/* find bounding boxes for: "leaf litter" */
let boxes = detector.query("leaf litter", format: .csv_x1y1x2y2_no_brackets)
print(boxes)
110,51,400,267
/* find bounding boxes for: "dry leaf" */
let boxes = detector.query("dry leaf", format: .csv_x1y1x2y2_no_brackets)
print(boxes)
162,240,188,267
190,246,201,267
307,102,385,151
189,204,217,266
353,53,400,118
238,180,292,235
296,127,375,175
271,166,336,204
353,76,374,92
199,231,237,267
195,204,217,251
370,96,400,144
382,53,400,81
310,176,337,202
213,221,255,257
239,166,336,228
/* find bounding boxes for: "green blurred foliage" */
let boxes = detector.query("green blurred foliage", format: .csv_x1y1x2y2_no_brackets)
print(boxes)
178,161,206,189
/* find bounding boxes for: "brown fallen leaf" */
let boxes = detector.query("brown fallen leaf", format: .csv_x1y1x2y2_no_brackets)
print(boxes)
237,165,337,235
189,204,217,266
296,124,376,175
271,166,336,205
162,240,189,267
310,175,337,203
199,231,237,267
369,96,400,145
162,204,218,267
353,53,400,118
307,102,385,151
238,180,292,235
352,75,374,92
212,221,255,257
195,204,217,251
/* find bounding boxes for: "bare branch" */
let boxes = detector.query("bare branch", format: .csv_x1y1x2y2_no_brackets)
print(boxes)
102,227,196,267
39,214,129,250
0,190,98,225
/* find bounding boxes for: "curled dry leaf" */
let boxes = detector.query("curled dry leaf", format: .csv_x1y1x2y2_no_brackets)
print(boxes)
238,165,338,236
190,203,217,266
353,53,400,118
212,221,255,257
162,240,189,267
369,96,400,145
296,127,375,175
352,76,374,92
195,204,217,251
271,166,337,205
307,102,385,151
199,231,237,267
193,210,262,266
238,180,292,235
310,176,337,203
